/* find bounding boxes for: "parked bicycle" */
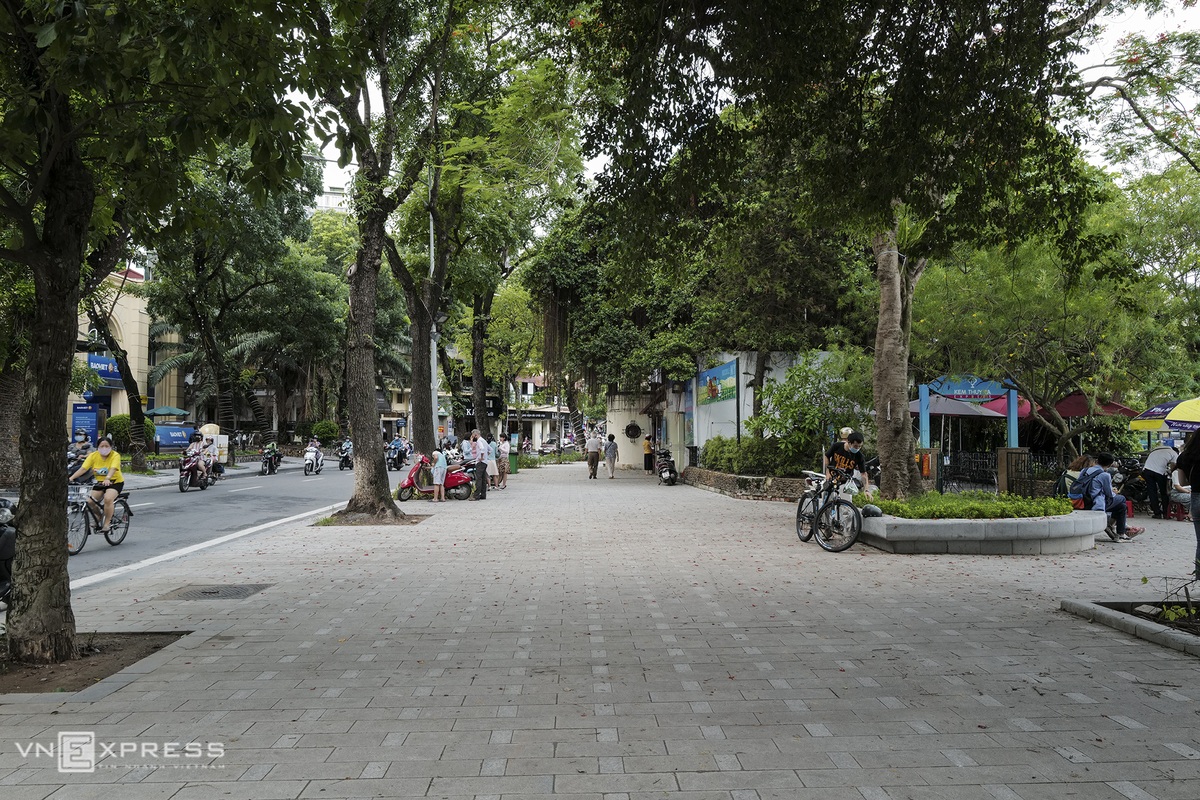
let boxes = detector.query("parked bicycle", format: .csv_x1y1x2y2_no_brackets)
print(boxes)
795,466,863,552
67,481,133,556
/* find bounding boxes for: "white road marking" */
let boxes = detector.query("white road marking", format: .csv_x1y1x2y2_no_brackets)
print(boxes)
227,485,262,493
302,478,324,482
70,503,343,591
129,502,155,508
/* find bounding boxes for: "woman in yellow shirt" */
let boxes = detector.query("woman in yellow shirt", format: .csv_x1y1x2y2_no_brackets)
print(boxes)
643,435,654,475
70,437,124,533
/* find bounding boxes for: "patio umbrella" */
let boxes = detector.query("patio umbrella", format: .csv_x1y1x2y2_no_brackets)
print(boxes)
908,395,1005,417
1129,398,1200,432
980,395,1032,418
144,406,189,417
1053,390,1137,419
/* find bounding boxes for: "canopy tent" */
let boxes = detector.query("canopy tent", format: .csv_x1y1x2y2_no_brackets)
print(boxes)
981,395,1032,418
1053,390,1137,419
144,406,189,417
1130,397,1200,432
908,395,1005,418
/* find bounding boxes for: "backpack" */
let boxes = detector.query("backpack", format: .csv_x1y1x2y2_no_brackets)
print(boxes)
1068,468,1101,510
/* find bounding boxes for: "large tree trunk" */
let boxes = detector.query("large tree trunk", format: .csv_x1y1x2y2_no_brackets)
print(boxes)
871,228,926,500
408,303,436,455
8,136,94,663
0,364,23,490
343,214,403,519
471,291,494,436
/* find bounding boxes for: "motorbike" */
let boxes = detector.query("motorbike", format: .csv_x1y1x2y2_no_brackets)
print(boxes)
259,448,281,475
303,445,324,476
1112,456,1149,505
0,498,16,611
656,448,679,485
338,444,354,471
179,452,216,492
396,453,475,501
386,442,406,471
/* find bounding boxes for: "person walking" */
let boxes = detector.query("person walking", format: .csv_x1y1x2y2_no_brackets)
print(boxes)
643,435,654,475
497,436,510,489
1174,434,1200,575
604,433,619,479
1142,441,1177,519
468,429,488,500
585,430,602,479
430,449,448,502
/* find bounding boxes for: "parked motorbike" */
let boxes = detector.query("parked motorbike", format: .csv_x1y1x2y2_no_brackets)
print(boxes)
303,444,324,476
259,448,281,475
396,453,475,501
338,443,354,471
0,498,16,610
1112,456,1149,504
179,452,216,492
656,448,678,485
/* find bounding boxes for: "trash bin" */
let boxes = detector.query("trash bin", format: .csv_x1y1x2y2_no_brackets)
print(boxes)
509,451,519,475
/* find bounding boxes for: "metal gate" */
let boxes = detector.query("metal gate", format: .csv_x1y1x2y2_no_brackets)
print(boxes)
1006,451,1062,497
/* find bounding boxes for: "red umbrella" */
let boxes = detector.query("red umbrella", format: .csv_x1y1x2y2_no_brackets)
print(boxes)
1053,390,1137,419
981,395,1032,418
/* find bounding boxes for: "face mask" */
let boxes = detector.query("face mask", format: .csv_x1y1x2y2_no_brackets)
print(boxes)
849,445,861,453
75,435,84,442
98,447,111,456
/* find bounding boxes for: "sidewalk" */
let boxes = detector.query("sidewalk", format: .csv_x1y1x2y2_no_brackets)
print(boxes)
2,462,1198,799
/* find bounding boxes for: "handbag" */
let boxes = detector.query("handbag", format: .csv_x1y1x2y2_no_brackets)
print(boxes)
486,459,499,476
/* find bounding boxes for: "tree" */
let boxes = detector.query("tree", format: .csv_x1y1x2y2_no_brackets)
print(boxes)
574,1,1109,498
912,211,1177,460
457,282,542,433
0,0,316,663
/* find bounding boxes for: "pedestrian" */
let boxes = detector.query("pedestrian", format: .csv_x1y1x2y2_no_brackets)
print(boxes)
1173,434,1200,575
1142,441,1177,519
497,436,510,489
584,430,602,479
643,434,654,475
825,430,871,495
1074,452,1145,542
604,433,619,479
468,429,488,500
486,434,499,489
430,449,447,502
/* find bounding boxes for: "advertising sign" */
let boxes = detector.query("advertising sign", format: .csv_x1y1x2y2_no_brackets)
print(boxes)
87,355,123,388
698,360,736,405
156,426,196,448
928,374,1005,402
72,404,99,444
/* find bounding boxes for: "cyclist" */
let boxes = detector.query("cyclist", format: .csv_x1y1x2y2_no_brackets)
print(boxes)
69,435,123,534
825,430,871,494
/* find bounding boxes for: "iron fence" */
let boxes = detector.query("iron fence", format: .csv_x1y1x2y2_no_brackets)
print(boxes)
939,451,997,494
1006,451,1063,498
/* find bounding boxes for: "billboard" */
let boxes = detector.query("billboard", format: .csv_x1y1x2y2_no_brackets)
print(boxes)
928,374,1005,403
698,360,736,405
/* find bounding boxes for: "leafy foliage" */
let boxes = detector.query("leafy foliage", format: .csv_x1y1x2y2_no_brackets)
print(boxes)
700,434,807,478
312,421,340,444
854,490,1073,520
103,415,156,453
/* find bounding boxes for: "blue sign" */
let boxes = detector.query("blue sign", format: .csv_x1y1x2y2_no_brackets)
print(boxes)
698,360,737,405
87,354,123,388
72,404,99,444
928,374,1005,402
156,426,195,448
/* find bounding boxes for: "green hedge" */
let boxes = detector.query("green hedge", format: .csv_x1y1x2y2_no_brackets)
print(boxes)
516,453,541,469
312,420,340,444
853,490,1073,520
700,434,807,478
103,414,156,451
292,421,314,443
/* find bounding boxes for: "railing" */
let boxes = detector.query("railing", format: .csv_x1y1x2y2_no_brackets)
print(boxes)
1006,451,1063,498
939,451,998,494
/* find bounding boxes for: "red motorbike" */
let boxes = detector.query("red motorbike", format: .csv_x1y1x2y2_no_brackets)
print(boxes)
179,452,216,492
396,453,475,501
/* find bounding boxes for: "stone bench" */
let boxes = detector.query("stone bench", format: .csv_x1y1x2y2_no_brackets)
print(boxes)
860,510,1107,554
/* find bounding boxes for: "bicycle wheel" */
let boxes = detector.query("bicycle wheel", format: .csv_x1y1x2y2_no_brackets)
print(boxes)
813,499,862,552
795,492,817,542
66,507,89,555
105,500,131,545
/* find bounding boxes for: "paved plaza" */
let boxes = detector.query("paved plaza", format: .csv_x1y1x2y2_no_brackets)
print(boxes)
2,463,1199,800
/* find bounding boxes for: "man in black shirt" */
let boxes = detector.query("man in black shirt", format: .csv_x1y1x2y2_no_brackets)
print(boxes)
825,430,870,493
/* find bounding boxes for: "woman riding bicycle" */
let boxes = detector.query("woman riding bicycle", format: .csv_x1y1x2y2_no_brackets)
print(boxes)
69,435,123,534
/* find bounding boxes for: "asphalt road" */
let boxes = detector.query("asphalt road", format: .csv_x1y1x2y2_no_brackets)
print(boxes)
66,464,367,582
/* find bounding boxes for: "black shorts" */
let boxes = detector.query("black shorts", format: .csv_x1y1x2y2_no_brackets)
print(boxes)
92,482,124,496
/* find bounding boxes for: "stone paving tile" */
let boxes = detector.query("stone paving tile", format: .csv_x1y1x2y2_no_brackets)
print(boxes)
3,466,1199,798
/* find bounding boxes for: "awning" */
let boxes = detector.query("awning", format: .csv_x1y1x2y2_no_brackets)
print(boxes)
908,394,1005,418
980,396,1032,418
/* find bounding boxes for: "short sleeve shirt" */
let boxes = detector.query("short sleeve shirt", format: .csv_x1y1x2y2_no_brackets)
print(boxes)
82,450,123,483
604,441,618,458
585,437,601,453
825,442,864,475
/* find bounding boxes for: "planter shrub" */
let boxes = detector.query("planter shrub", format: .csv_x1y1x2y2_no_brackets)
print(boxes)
103,414,156,452
854,490,1073,519
700,434,807,478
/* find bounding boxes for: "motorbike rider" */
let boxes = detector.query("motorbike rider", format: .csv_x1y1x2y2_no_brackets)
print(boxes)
69,435,123,534
339,436,354,463
185,432,210,481
307,436,324,471
263,439,281,469
204,435,222,477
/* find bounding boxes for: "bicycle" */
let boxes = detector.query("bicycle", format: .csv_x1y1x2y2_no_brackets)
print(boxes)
795,466,862,552
66,481,133,556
